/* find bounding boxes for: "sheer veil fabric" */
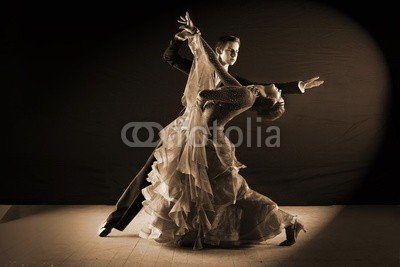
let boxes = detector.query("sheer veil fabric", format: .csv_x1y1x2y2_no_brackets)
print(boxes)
139,34,219,249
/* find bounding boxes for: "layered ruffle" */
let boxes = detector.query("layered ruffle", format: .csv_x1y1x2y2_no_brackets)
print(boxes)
140,105,227,249
138,105,296,248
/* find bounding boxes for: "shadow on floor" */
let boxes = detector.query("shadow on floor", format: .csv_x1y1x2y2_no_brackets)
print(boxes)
0,205,62,223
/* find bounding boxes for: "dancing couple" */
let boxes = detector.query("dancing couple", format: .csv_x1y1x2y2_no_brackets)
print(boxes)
99,13,324,249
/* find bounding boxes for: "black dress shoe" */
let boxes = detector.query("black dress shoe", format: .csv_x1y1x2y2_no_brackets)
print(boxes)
98,223,113,237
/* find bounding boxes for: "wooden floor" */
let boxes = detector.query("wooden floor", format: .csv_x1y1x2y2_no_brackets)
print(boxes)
0,205,398,266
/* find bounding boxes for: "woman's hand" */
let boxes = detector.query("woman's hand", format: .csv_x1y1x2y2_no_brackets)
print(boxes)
177,12,200,36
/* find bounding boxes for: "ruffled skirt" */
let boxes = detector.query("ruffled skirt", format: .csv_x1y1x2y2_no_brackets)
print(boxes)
138,107,296,249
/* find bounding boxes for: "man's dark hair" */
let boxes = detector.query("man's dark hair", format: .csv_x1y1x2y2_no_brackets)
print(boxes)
215,35,241,52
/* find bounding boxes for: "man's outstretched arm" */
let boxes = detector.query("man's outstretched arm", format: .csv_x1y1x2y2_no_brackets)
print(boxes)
234,76,323,95
234,76,302,94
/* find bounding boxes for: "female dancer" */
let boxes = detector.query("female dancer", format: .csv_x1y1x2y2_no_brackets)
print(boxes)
138,14,306,249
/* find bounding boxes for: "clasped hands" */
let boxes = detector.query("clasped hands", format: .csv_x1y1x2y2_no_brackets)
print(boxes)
175,12,200,41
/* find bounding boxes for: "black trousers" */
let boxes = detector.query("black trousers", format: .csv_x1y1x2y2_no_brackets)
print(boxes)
106,108,186,231
104,146,158,231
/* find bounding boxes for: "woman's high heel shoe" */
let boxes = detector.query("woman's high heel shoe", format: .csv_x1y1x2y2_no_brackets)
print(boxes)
279,219,306,246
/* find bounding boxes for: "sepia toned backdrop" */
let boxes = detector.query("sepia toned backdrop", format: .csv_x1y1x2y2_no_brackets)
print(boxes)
3,0,398,204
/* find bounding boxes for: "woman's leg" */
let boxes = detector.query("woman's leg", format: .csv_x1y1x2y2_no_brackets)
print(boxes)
235,187,297,243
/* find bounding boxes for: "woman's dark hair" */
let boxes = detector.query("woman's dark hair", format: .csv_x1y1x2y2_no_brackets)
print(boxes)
250,96,285,121
215,35,241,52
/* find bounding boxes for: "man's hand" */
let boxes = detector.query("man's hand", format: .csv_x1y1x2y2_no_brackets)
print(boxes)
196,92,206,109
174,30,195,41
298,76,324,93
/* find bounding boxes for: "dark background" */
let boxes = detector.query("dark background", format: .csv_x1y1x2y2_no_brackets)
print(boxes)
2,0,399,205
